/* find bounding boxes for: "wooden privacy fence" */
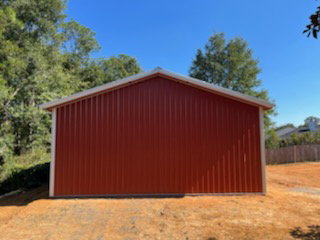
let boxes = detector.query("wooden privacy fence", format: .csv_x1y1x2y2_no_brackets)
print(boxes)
266,144,320,165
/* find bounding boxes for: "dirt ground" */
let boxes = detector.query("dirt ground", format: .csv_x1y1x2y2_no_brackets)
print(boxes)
0,163,319,240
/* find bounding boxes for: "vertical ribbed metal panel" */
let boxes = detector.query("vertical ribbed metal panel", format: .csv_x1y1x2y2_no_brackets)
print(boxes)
54,76,262,196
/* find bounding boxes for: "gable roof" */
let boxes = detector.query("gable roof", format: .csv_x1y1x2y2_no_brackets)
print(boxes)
276,127,296,138
39,67,274,111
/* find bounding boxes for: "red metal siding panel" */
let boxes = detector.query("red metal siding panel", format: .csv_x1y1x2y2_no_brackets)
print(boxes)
54,76,263,196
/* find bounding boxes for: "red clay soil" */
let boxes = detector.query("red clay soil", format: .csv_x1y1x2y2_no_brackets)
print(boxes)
0,162,319,240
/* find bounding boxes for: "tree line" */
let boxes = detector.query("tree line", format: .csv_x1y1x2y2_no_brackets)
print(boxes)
0,0,142,168
0,0,274,173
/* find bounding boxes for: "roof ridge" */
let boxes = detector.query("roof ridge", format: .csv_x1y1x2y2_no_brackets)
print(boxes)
40,68,274,110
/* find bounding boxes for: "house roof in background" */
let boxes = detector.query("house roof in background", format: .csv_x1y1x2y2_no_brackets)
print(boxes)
39,67,274,111
276,127,297,138
276,125,320,138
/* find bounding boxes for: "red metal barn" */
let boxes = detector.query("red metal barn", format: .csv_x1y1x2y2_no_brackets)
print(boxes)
40,68,273,197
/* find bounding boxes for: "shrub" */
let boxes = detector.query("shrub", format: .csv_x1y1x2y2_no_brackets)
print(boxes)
0,162,50,195
0,147,50,195
12,146,50,168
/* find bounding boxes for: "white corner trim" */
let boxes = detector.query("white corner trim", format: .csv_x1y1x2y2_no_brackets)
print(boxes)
49,108,57,197
39,68,274,110
259,107,267,194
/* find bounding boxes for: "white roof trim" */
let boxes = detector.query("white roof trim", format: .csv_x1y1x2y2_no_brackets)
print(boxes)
39,67,274,110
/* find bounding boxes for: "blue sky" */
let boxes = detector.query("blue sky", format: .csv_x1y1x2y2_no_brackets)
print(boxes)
66,0,320,127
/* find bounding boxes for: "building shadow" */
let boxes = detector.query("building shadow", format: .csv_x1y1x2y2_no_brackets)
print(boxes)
53,193,186,200
0,162,50,206
0,184,49,206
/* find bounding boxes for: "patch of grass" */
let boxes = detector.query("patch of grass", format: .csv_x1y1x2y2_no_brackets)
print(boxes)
12,147,50,168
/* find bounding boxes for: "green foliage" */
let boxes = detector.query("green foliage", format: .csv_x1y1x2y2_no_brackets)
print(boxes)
266,128,280,149
189,33,275,129
279,131,320,148
12,146,50,168
9,0,67,39
304,5,320,39
0,121,14,165
82,55,142,89
0,0,80,157
0,147,50,195
0,147,49,181
0,162,49,196
0,0,142,183
303,116,320,126
62,20,101,64
190,33,260,93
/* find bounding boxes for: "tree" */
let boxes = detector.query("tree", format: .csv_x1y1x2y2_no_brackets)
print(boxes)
304,6,320,38
189,33,275,129
266,128,280,149
304,116,320,126
0,0,89,155
0,0,142,163
61,19,101,86
275,124,295,131
279,131,320,147
81,55,142,89
0,5,24,162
